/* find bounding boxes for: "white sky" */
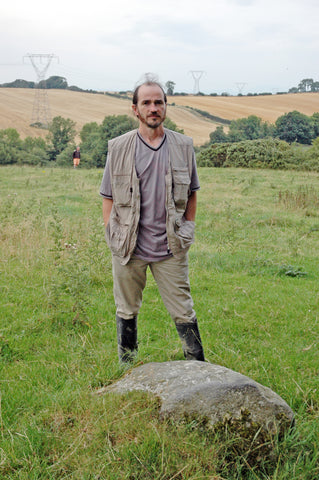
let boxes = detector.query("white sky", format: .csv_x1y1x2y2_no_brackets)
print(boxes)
0,0,318,94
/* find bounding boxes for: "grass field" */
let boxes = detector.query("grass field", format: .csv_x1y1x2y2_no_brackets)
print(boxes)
1,88,319,146
0,165,319,479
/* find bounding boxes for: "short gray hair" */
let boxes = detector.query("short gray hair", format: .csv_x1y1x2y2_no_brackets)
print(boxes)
132,73,167,105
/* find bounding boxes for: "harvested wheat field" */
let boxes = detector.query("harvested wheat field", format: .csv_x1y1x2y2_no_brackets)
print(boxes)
1,88,319,146
169,92,319,124
0,88,217,146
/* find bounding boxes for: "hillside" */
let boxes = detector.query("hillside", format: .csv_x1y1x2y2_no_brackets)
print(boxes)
1,88,319,146
0,88,219,146
169,92,319,124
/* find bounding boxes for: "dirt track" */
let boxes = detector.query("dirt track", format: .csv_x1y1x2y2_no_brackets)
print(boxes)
1,88,319,146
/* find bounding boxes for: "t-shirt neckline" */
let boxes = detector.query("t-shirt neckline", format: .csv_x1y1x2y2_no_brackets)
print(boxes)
137,131,167,151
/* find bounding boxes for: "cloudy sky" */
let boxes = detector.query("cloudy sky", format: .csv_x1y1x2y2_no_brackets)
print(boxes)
0,0,318,94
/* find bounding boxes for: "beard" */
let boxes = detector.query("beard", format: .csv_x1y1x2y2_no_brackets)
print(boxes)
136,109,166,129
146,118,164,129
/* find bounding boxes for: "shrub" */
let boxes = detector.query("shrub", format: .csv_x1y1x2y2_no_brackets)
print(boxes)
303,137,319,171
0,128,24,165
197,138,293,169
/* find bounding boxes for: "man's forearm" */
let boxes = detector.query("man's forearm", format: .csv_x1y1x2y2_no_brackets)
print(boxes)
184,191,197,221
102,198,113,227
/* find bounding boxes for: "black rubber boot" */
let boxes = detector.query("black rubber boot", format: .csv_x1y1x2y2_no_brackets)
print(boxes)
116,315,138,363
175,319,205,361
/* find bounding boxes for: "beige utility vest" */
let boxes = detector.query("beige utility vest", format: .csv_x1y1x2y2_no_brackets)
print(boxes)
105,128,196,265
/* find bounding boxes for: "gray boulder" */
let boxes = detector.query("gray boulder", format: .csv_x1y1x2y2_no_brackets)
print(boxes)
97,361,294,435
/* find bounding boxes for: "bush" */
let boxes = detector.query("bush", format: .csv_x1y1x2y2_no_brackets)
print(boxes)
21,146,49,166
0,128,24,165
21,136,49,166
197,138,294,169
303,137,319,171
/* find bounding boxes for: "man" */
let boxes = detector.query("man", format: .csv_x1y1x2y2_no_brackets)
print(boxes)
100,79,205,363
73,146,80,168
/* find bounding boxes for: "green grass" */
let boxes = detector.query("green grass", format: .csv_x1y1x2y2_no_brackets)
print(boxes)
0,165,318,479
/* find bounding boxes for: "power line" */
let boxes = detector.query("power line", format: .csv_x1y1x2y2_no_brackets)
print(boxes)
0,63,24,66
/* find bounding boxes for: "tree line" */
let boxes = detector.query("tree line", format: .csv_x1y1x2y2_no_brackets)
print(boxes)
197,111,319,171
2,76,319,96
0,109,319,171
288,78,319,93
209,111,319,145
0,76,101,94
165,78,319,96
0,115,183,168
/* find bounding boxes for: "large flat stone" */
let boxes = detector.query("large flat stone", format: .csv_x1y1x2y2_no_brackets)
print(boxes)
97,361,294,434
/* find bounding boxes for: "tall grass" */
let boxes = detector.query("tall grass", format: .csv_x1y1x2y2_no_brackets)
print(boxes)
0,166,318,479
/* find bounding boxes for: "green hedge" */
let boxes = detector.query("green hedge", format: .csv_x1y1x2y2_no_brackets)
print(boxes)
197,137,319,171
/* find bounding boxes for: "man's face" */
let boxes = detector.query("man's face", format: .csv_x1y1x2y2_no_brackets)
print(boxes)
132,84,167,129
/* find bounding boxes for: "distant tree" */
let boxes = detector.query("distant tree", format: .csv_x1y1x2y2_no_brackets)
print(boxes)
0,128,22,147
209,126,228,144
0,128,23,164
229,116,262,141
80,122,100,144
275,111,313,144
79,115,138,168
0,129,50,165
226,115,275,143
68,85,83,92
38,76,68,89
46,116,76,160
22,136,48,165
80,122,105,168
165,81,175,96
0,79,35,88
100,115,138,150
298,78,314,92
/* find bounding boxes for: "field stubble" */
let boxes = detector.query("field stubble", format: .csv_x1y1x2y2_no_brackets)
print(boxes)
0,166,318,479
2,89,319,147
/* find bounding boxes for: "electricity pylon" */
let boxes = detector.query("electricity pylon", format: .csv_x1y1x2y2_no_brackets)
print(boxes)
24,53,58,127
236,82,247,95
189,71,205,94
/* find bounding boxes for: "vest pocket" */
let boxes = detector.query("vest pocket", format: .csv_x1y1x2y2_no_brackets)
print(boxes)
105,216,130,257
112,175,132,206
175,218,195,249
172,168,190,211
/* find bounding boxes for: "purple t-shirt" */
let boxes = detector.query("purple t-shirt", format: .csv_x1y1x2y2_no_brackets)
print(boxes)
100,132,200,261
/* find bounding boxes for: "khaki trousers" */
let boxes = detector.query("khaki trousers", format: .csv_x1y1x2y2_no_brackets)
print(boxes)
112,253,196,324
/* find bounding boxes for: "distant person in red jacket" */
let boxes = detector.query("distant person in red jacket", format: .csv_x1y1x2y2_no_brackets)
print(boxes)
73,146,80,168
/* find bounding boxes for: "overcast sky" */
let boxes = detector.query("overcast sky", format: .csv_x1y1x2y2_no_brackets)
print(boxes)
0,0,318,94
